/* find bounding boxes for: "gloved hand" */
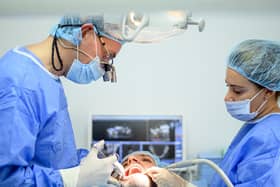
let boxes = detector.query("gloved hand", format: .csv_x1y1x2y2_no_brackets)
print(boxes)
60,140,117,187
145,167,196,187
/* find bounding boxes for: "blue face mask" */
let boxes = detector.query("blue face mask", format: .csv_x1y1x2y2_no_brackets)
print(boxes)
225,89,267,121
63,29,106,84
66,56,105,84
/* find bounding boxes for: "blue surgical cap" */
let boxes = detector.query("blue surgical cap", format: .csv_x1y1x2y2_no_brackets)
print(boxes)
227,39,280,91
49,15,124,45
121,151,162,167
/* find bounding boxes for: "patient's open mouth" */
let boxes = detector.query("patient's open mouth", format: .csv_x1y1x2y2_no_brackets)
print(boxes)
119,173,152,187
125,164,144,176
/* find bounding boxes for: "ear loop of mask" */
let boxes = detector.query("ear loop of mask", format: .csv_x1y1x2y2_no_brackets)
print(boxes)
58,35,98,63
252,89,268,114
76,43,79,61
93,29,98,59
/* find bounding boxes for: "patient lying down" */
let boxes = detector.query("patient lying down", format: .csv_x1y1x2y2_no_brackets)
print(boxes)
119,152,157,187
112,151,188,187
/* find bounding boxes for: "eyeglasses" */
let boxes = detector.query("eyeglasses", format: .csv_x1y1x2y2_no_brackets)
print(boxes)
99,36,116,62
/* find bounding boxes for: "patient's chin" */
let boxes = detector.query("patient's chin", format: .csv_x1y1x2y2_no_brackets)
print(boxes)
120,173,151,187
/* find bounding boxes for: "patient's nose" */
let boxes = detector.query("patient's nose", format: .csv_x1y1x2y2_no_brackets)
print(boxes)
127,156,139,164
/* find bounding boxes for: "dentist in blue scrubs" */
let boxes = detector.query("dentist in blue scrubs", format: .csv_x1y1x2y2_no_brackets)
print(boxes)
0,16,123,186
211,39,280,186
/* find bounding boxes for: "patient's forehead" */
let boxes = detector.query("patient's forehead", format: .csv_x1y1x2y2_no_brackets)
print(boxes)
121,150,162,167
122,154,155,164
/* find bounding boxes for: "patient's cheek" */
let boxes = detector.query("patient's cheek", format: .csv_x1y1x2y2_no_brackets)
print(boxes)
121,173,151,187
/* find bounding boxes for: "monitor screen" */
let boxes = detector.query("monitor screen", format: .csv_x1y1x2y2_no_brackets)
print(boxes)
89,115,183,164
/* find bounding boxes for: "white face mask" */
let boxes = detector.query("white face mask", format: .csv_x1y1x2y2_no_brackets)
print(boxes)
225,89,267,121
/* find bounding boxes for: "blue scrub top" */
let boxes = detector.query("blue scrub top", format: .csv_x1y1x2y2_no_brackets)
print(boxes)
0,47,87,186
211,113,280,187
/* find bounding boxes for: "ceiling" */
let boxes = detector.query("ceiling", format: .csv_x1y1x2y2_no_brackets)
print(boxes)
1,0,280,16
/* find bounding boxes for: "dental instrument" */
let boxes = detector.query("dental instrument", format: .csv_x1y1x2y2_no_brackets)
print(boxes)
166,159,234,187
95,146,125,181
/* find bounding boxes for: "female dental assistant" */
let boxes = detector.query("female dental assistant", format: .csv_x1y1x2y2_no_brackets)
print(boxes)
211,39,280,186
141,40,280,187
0,16,122,186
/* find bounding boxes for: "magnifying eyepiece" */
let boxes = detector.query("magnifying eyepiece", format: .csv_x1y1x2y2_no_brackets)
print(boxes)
103,64,117,83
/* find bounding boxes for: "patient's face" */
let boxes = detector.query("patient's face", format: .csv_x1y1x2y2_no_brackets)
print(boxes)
119,154,157,187
122,154,156,176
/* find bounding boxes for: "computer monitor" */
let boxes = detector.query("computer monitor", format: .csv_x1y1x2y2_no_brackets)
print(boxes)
89,115,183,164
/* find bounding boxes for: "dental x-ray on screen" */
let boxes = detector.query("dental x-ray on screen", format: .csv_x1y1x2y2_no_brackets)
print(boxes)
89,115,183,164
